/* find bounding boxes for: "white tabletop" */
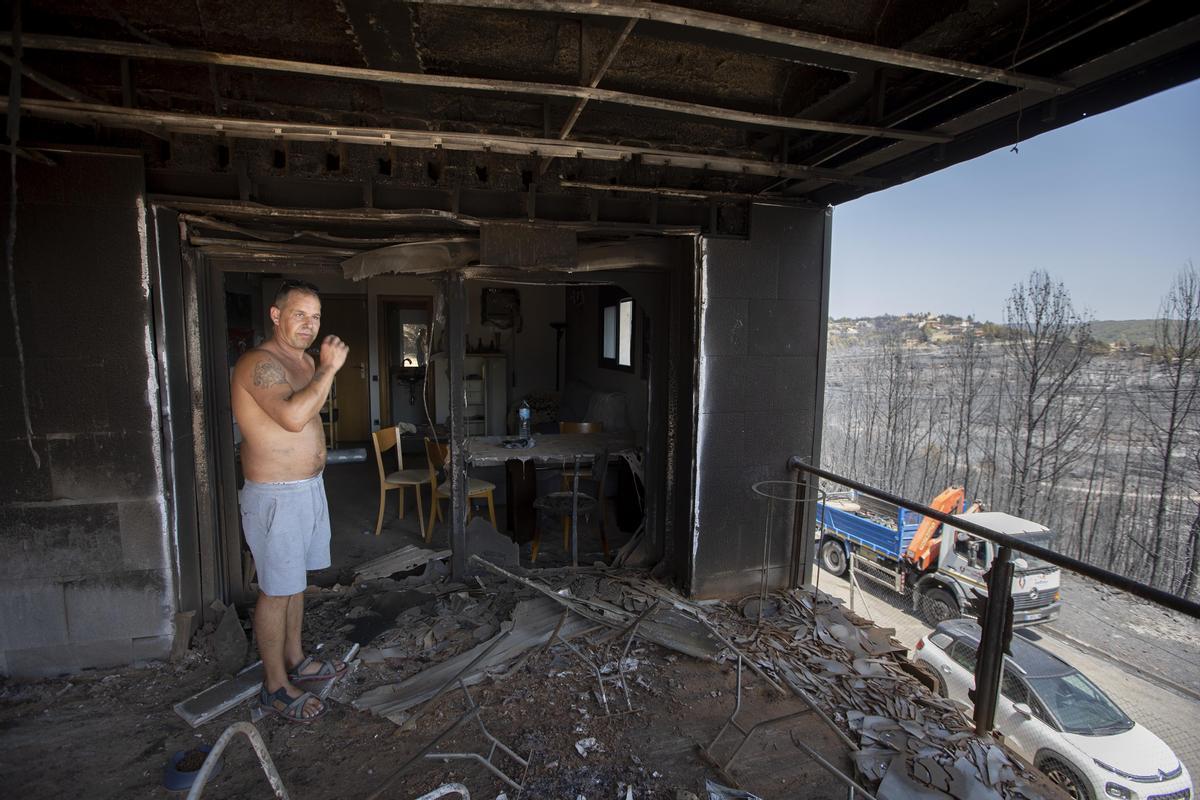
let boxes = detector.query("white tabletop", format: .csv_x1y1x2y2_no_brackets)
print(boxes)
466,432,635,467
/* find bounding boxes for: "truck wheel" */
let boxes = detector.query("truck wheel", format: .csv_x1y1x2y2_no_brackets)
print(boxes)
920,588,959,625
819,538,848,577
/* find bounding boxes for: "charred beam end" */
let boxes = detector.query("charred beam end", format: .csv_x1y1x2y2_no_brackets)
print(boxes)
788,458,1200,619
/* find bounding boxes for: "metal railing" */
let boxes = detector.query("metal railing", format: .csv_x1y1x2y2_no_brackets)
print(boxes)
788,458,1200,620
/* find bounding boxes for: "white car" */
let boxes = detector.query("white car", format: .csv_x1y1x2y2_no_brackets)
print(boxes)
914,619,1192,800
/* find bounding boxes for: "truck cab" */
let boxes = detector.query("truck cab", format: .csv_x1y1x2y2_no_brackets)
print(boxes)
930,511,1062,627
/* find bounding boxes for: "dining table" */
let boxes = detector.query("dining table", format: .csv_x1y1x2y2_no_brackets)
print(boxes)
466,432,636,549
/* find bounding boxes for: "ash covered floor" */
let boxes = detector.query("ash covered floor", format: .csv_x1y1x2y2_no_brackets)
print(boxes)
0,541,1060,800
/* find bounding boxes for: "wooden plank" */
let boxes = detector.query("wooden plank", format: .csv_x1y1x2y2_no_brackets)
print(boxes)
3,97,888,186
354,545,451,581
407,0,1073,94
1,32,951,143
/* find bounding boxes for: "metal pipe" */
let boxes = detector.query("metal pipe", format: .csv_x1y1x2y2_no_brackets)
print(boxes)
185,721,289,800
414,785,470,800
787,458,1200,619
790,734,880,800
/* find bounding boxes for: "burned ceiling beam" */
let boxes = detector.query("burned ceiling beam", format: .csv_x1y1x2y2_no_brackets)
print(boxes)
557,179,812,205
408,0,1075,94
539,16,638,176
0,33,950,144
3,97,889,187
786,8,1200,202
796,0,1175,177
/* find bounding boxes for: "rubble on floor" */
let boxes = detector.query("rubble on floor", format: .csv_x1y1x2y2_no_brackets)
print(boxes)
97,542,1062,799
354,544,452,581
312,554,1055,799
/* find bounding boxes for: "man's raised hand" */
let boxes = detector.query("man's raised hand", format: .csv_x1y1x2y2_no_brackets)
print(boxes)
320,335,350,372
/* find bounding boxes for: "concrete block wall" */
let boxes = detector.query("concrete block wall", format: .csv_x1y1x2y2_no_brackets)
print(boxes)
0,151,175,678
690,203,831,598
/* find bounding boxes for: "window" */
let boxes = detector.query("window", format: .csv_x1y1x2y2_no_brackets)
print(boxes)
1000,667,1028,705
929,632,953,650
599,291,635,372
399,323,428,367
948,640,978,672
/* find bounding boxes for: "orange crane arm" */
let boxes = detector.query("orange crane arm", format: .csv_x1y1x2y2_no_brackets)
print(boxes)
904,486,965,569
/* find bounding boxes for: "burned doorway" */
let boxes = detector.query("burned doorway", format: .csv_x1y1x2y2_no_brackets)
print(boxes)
377,295,433,434
314,295,371,446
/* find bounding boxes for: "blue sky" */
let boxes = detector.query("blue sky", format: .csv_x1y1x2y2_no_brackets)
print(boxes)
829,79,1200,322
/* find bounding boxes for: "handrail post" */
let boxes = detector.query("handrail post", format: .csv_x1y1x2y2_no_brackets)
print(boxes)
789,463,814,588
972,545,1013,735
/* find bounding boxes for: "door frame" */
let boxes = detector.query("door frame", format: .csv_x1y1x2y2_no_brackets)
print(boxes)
376,294,435,428
318,293,372,443
172,236,343,605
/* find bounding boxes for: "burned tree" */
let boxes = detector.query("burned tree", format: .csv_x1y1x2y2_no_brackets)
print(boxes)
1145,263,1200,588
1001,271,1094,518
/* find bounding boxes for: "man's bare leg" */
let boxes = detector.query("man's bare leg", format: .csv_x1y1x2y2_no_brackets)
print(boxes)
283,592,305,672
256,591,322,718
283,591,346,680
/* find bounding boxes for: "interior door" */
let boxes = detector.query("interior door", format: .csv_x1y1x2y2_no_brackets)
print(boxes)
318,296,371,442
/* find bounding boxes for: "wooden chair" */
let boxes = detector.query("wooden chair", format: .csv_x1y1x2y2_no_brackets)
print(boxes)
532,448,610,563
424,437,498,542
372,426,430,537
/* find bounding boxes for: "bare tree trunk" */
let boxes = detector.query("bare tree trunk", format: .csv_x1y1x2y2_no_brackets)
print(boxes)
1182,502,1200,600
1002,271,1093,518
987,357,1008,508
1145,264,1200,586
1108,413,1137,573
1074,395,1108,562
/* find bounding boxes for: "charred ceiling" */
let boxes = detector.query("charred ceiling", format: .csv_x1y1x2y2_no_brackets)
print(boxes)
4,0,1199,227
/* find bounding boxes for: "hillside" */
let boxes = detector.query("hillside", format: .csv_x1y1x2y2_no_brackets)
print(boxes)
828,314,1160,349
1089,319,1158,347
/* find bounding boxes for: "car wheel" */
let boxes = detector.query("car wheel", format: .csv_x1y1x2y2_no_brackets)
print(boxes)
1038,757,1092,800
820,539,848,577
920,588,959,625
909,658,947,697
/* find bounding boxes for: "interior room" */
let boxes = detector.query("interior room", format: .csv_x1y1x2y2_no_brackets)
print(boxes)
221,266,660,581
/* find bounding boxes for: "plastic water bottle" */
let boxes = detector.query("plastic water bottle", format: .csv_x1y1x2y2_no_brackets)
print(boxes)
518,400,531,439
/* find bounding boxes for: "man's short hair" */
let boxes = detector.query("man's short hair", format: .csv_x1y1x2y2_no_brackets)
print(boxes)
273,279,321,309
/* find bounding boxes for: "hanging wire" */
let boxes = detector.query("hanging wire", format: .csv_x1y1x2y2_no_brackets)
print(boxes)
1010,0,1034,154
5,2,40,469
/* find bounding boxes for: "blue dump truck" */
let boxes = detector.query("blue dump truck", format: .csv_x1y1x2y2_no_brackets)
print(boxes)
816,491,1062,627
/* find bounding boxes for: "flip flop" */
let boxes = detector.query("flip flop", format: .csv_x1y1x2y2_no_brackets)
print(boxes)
259,685,327,724
288,655,348,685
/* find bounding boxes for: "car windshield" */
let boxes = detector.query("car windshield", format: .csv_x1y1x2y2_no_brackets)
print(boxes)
1014,531,1057,570
1028,673,1133,734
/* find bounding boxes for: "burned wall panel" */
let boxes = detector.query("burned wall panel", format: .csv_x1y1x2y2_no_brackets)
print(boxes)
690,203,829,598
0,151,174,678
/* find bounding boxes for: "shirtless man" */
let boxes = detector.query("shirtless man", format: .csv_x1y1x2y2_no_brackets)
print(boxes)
231,280,349,722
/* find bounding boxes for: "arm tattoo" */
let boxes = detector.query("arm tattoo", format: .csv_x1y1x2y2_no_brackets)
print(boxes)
252,359,289,388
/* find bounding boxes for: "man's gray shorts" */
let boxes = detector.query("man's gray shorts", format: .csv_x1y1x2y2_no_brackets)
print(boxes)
239,474,331,596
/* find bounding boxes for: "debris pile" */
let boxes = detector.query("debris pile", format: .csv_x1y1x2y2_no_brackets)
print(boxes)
231,545,1058,799
698,589,1047,800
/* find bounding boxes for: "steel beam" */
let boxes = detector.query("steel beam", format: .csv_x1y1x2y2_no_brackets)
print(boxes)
0,32,950,143
408,0,1072,93
1,96,886,186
